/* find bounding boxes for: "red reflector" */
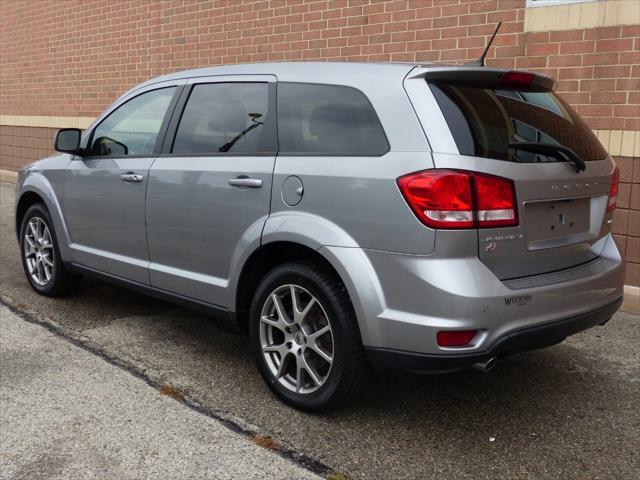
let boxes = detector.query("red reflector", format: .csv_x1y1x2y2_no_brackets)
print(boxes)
499,71,535,89
397,170,518,229
437,330,477,347
607,166,619,213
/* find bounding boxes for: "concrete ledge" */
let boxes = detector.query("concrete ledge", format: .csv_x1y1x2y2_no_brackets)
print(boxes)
0,115,94,129
594,130,640,158
524,0,640,32
0,169,18,184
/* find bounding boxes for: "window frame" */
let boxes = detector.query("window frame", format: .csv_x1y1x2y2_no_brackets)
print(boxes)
160,75,278,157
276,81,390,157
82,81,185,160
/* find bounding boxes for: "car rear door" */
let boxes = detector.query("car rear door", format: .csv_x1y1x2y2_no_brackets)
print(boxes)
64,83,182,284
405,67,617,280
145,75,277,307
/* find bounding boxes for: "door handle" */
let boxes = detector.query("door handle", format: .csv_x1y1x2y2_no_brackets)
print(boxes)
121,172,144,183
228,176,263,188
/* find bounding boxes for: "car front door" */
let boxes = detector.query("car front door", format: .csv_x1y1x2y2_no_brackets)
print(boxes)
64,82,182,284
145,76,277,307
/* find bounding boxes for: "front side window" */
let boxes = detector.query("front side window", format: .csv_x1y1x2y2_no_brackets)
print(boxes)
89,87,176,157
172,82,273,155
277,82,389,156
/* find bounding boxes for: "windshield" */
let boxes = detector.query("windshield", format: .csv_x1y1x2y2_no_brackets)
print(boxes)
429,82,608,162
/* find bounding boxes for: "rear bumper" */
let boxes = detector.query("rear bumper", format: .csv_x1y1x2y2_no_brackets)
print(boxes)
365,296,622,371
322,234,625,357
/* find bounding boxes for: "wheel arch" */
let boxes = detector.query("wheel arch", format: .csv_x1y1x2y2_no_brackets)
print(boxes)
233,240,385,350
16,173,73,262
234,241,343,332
15,191,45,239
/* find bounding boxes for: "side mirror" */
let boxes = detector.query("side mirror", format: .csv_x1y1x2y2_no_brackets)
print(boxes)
54,128,82,155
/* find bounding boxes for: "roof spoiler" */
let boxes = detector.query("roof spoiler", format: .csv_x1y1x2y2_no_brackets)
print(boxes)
417,67,555,92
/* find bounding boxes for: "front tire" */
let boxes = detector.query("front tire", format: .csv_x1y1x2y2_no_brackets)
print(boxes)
249,262,368,412
19,203,80,297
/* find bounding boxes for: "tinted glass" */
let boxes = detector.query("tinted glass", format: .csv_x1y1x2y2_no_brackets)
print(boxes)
430,83,607,162
172,83,273,154
277,82,389,155
89,87,176,156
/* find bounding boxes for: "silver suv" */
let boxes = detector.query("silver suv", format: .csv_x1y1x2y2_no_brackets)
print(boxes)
15,62,625,411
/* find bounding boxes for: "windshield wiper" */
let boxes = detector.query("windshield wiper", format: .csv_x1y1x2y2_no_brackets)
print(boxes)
508,142,586,173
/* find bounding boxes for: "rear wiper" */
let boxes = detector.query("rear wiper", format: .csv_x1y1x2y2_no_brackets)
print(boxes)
219,113,264,153
508,142,586,173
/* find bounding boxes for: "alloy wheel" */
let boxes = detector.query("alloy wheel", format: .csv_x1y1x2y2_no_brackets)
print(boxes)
259,284,334,394
23,217,55,286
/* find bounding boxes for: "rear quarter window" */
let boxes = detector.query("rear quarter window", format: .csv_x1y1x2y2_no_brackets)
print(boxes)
430,83,607,162
277,82,389,156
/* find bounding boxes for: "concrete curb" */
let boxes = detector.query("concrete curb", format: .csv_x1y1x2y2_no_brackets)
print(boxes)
622,285,639,314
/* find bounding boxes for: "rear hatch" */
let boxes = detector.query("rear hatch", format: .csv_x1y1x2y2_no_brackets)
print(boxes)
406,67,616,280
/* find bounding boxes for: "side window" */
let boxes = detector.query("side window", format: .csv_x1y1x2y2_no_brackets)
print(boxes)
277,82,389,156
172,83,273,155
89,87,176,157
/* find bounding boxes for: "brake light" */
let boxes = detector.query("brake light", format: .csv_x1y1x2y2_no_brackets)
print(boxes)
607,166,619,213
499,71,535,89
397,170,518,229
437,330,477,347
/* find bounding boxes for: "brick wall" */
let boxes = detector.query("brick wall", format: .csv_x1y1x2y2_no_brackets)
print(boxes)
1,0,638,125
613,155,640,285
0,0,638,284
0,126,57,171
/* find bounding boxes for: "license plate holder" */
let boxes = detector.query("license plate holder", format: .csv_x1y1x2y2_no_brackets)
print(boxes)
524,198,591,250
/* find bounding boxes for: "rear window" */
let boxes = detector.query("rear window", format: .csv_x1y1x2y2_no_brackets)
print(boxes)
277,82,389,156
430,83,607,162
172,82,274,155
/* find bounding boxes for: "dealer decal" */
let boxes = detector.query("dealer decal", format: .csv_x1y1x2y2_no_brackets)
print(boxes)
504,295,532,307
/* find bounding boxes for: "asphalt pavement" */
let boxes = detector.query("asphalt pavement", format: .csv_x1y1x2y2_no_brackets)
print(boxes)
0,179,638,479
0,304,321,480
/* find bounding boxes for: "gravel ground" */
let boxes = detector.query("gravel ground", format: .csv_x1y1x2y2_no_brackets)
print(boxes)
1,179,638,479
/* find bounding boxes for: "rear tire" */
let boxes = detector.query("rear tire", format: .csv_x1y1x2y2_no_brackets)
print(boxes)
19,203,80,297
249,262,368,412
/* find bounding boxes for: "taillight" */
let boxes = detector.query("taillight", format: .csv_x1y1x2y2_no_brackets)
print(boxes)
437,330,477,347
499,71,535,89
474,174,518,227
607,166,619,213
397,170,518,229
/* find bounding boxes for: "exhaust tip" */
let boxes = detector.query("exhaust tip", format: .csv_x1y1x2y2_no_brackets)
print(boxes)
472,357,498,373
